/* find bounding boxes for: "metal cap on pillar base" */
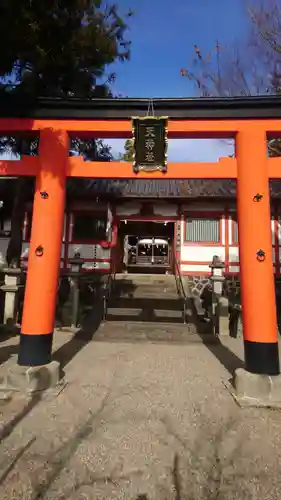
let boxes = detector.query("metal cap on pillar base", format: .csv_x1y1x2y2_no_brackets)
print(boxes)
18,332,54,367
231,341,281,408
244,340,280,376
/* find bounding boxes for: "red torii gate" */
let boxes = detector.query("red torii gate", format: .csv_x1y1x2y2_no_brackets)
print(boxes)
0,96,280,384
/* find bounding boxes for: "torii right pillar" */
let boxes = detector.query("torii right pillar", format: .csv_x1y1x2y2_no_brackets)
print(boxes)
234,128,281,407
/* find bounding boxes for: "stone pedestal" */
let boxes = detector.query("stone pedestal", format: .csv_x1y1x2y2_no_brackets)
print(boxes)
216,296,230,335
209,257,226,336
69,258,83,328
229,301,242,338
232,367,281,408
0,360,64,394
70,276,80,328
1,268,22,326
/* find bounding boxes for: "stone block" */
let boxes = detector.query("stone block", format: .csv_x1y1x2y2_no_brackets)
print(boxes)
231,367,281,408
3,291,18,324
213,280,224,295
219,296,229,317
215,297,230,336
218,316,229,335
0,361,63,394
4,275,21,287
193,296,205,316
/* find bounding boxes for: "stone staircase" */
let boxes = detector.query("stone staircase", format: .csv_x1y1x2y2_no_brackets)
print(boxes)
58,273,219,344
92,273,212,343
106,273,184,323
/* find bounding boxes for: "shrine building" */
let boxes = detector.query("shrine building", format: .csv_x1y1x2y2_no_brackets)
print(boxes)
1,177,281,290
1,93,281,398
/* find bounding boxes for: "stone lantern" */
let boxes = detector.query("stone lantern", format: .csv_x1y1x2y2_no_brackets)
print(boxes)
209,255,228,335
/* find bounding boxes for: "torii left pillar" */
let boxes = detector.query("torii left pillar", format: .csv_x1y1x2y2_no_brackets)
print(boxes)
18,128,68,367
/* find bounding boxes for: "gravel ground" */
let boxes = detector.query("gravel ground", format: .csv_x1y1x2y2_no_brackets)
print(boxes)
0,332,280,499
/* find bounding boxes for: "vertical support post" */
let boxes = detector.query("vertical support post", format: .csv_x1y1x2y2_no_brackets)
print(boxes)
236,129,279,375
71,278,80,328
18,129,68,366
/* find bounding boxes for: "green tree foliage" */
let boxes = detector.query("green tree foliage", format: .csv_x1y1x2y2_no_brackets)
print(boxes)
0,0,133,267
0,0,133,96
119,138,134,162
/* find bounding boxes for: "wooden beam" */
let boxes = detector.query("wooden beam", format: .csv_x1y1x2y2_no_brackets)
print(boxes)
0,119,132,135
0,157,40,176
0,118,281,139
2,95,281,120
0,155,280,180
68,157,238,179
268,157,281,178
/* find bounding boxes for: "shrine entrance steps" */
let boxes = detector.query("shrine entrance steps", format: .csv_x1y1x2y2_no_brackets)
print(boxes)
93,273,216,344
106,274,184,324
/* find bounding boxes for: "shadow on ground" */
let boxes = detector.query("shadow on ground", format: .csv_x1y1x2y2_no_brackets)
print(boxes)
53,296,104,371
0,402,275,499
190,298,244,376
0,324,20,367
0,342,18,366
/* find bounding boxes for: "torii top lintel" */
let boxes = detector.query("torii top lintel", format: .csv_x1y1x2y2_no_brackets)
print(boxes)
0,94,281,120
1,95,281,179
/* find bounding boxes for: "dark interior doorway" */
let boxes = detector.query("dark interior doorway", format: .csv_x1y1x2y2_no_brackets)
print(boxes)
117,220,175,274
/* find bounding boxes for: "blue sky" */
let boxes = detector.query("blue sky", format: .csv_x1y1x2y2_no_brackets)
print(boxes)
109,0,250,98
2,0,251,161
106,0,250,160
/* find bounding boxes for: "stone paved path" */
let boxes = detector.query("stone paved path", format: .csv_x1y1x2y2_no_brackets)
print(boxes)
0,332,280,499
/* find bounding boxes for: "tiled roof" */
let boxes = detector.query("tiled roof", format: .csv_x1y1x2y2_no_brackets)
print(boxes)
1,178,281,202
66,179,281,199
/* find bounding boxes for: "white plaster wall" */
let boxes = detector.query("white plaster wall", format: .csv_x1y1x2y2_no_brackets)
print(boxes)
181,246,226,263
221,217,226,245
153,204,178,216
228,266,240,273
229,248,239,263
181,264,211,273
228,217,234,245
233,263,276,274
180,219,185,246
116,202,141,216
180,213,277,275
81,260,110,271
180,218,225,268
